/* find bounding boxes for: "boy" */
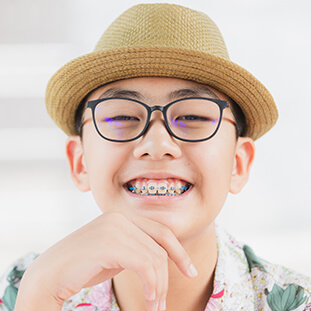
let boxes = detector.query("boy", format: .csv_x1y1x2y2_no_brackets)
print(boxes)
1,3,311,311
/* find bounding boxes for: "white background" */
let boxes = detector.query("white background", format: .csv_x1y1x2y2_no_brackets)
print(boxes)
0,0,311,276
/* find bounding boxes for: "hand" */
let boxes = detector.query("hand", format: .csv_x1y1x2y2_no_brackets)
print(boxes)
15,208,198,311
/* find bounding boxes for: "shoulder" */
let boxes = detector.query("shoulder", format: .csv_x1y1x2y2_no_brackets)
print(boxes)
242,240,311,310
0,253,38,311
216,226,311,310
249,252,311,311
0,254,120,311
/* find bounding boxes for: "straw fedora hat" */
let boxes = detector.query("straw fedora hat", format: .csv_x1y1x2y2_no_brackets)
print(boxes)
45,3,278,140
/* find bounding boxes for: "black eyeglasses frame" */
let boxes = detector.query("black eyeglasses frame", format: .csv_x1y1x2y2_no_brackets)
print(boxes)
86,97,230,143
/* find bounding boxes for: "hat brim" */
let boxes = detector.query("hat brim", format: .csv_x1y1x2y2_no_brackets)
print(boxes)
45,46,278,140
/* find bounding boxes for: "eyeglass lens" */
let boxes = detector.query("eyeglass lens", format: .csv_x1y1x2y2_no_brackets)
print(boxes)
93,98,221,141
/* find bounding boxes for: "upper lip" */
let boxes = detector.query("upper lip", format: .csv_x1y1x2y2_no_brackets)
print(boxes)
123,172,193,185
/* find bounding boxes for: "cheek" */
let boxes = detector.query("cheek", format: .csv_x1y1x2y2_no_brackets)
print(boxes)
168,140,236,240
82,134,128,210
194,137,236,205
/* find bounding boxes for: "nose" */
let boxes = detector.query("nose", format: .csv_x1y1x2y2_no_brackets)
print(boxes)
133,110,182,160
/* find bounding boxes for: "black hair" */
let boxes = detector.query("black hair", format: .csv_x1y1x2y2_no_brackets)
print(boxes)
75,96,87,139
229,99,246,138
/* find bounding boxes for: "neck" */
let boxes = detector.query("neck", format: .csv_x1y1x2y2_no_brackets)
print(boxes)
112,223,218,311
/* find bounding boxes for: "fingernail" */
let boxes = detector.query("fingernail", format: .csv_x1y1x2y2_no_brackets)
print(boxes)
150,290,156,300
161,299,166,310
189,263,198,277
154,301,159,311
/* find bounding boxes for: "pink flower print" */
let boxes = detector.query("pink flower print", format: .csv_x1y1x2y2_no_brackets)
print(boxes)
303,303,311,311
75,303,94,310
76,283,112,310
86,283,111,310
205,281,224,311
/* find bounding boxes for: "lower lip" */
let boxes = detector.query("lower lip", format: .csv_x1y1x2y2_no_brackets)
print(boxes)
123,184,193,204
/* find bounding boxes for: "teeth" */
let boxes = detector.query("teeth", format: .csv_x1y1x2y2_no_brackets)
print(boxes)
134,181,141,194
148,182,157,194
168,183,175,194
127,180,189,196
140,184,148,194
157,183,168,194
175,182,182,194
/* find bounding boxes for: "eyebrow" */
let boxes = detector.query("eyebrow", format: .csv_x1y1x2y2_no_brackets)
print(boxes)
99,88,143,100
98,85,219,102
167,86,219,101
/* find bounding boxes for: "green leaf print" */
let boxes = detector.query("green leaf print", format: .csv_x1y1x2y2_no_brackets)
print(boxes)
2,285,18,311
243,244,267,272
1,266,26,311
265,284,307,311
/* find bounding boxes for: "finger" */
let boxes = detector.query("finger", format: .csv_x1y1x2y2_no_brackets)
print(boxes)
100,211,170,304
115,245,158,301
143,248,168,311
156,249,168,311
122,219,169,311
130,215,198,278
154,248,167,311
127,228,168,307
104,218,165,303
158,259,168,311
117,214,171,308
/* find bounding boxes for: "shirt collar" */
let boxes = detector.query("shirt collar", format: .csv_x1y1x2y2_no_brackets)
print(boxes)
206,225,255,310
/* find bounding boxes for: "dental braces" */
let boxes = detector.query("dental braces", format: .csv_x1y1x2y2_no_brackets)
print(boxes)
128,185,189,195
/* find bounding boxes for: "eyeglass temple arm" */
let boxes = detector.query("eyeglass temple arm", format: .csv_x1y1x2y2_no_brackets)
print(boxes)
223,117,236,126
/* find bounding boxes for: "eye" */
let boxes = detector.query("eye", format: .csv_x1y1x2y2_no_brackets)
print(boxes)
103,116,140,122
111,116,139,121
176,115,212,121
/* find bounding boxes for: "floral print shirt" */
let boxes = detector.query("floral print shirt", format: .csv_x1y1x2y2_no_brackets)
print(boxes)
1,226,311,311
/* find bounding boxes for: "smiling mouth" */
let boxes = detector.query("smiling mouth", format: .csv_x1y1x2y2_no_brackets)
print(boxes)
123,179,193,197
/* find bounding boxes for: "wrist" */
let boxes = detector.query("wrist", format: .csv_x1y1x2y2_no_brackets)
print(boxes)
14,263,63,311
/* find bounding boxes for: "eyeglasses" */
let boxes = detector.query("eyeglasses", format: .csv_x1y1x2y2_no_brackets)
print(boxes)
84,97,235,142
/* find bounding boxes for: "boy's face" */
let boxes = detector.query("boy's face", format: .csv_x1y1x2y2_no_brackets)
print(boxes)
67,77,254,242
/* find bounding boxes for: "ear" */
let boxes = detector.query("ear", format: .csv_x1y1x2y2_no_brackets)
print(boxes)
66,136,90,192
229,137,255,194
